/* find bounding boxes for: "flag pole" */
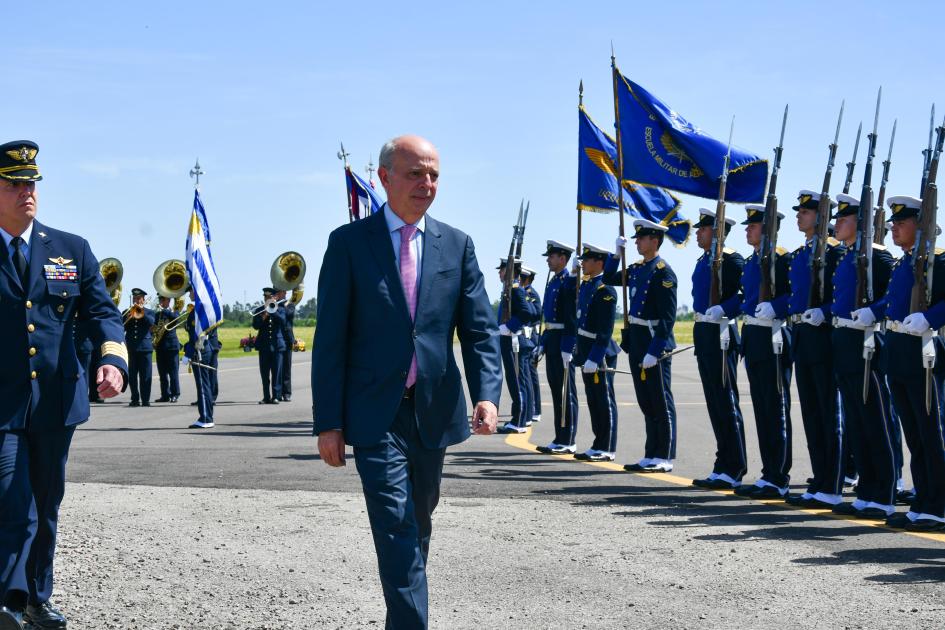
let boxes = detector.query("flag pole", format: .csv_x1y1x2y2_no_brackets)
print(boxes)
565,80,585,430
338,141,352,222
610,45,630,328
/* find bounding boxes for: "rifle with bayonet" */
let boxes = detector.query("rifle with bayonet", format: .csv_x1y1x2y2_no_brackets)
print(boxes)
910,117,945,413
843,122,863,195
710,117,735,386
759,105,789,303
873,119,897,245
921,105,936,193
808,102,845,309
501,200,528,383
856,88,881,403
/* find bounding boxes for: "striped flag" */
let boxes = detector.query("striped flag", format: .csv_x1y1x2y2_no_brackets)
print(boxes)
186,189,223,336
346,166,384,220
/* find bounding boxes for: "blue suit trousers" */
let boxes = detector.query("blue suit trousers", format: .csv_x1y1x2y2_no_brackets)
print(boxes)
354,397,445,630
128,350,153,404
0,427,75,609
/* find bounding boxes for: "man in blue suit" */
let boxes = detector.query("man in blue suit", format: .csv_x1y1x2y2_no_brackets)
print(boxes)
313,135,501,630
0,140,127,630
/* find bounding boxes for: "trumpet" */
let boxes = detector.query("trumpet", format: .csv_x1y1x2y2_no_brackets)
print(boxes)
251,297,287,316
163,303,194,331
122,303,145,324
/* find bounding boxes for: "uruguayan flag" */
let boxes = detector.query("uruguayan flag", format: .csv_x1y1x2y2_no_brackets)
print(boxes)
186,190,223,336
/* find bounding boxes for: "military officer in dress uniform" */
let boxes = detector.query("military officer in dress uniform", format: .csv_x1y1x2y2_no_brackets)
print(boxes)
572,244,620,461
496,259,539,433
519,265,543,424
153,295,181,403
731,206,795,499
277,288,295,402
123,287,155,407
826,194,896,519
73,318,94,398
184,287,218,429
767,191,846,508
689,209,748,489
608,219,678,473
0,140,128,630
253,287,288,404
536,241,579,454
852,195,945,532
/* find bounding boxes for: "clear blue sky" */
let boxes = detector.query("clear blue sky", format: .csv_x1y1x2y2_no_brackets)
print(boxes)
11,1,944,309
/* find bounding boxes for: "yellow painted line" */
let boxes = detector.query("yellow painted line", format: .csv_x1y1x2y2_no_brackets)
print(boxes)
503,429,945,544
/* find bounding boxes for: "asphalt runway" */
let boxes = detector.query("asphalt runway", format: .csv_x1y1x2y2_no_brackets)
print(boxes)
62,348,945,628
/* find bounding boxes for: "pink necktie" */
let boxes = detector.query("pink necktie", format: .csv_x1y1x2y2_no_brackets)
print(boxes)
399,225,418,387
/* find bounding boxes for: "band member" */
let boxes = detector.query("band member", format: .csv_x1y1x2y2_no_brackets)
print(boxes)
770,191,845,508
520,266,543,424
277,288,295,402
123,287,155,407
536,241,579,454
0,140,127,630
185,287,218,429
827,194,896,519
253,286,288,404
153,295,181,403
572,243,620,461
690,209,748,489
854,196,945,532
731,207,793,498
608,219,678,473
496,259,539,433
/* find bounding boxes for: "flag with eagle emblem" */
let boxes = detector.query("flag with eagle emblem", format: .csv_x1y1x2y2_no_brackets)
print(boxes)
614,72,767,203
578,106,690,246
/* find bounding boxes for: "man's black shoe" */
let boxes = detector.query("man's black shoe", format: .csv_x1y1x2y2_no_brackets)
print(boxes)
752,486,785,500
691,478,713,488
155,397,170,403
141,402,151,407
282,395,292,402
706,479,739,491
269,399,280,405
259,399,271,405
170,396,179,402
785,493,810,506
885,513,911,529
905,519,945,532
24,601,66,629
896,490,916,506
733,485,759,497
0,606,23,630
128,401,140,407
832,502,859,516
855,507,890,520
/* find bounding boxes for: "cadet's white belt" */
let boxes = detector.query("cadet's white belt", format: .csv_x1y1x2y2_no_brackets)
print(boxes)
886,320,922,336
743,316,782,328
577,328,597,339
628,316,657,327
833,317,870,331
544,322,565,330
693,312,724,323
522,326,533,337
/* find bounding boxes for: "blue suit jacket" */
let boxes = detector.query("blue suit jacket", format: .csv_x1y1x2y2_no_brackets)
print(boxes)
0,220,127,431
312,210,502,449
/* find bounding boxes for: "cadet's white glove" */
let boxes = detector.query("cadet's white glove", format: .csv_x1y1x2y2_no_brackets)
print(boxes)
641,353,658,369
498,324,512,336
582,360,598,374
903,312,931,335
561,352,573,365
802,308,825,327
851,307,876,327
511,336,520,353
571,258,580,273
615,235,628,252
704,305,725,323
754,302,776,321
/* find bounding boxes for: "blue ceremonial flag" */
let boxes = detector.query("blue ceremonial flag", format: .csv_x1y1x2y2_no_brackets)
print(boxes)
577,106,690,246
186,189,223,337
346,166,384,220
614,71,767,203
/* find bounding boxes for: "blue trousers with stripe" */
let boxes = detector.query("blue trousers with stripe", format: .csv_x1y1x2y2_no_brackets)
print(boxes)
544,333,579,446
500,336,532,427
581,354,618,452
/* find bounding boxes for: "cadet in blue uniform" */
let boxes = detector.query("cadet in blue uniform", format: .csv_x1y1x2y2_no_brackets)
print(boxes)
854,195,945,531
123,287,156,407
153,295,181,403
689,209,747,489
184,287,219,429
572,243,620,461
769,191,846,508
0,140,128,630
607,220,678,473
536,241,579,454
277,288,295,402
496,259,539,433
520,265,543,424
826,194,896,519
253,287,288,404
732,206,794,499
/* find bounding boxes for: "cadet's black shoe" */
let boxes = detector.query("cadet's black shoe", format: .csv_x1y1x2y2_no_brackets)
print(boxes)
282,395,292,402
752,486,786,500
170,396,179,403
141,402,151,407
269,399,280,405
784,494,810,506
733,485,759,497
0,606,23,630
885,513,911,529
706,479,740,491
832,503,859,516
905,519,945,532
259,399,271,405
24,601,66,629
154,397,170,403
856,507,890,521
692,478,714,488
895,490,916,506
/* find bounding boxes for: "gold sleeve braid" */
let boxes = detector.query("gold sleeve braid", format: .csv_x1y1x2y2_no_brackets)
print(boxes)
101,341,129,364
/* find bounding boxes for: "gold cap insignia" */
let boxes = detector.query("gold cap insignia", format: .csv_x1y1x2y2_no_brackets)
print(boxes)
838,202,848,211
6,146,37,163
799,194,812,204
892,203,906,215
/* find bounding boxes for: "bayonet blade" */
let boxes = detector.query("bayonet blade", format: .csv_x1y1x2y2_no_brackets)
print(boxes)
834,100,845,146
886,119,897,164
851,122,863,164
871,87,882,136
778,104,789,149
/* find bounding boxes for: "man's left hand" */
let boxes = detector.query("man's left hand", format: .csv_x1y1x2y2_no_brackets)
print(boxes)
96,365,123,398
472,401,498,435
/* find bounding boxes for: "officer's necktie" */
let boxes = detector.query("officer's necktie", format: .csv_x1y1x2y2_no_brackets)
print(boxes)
10,236,28,288
399,224,418,388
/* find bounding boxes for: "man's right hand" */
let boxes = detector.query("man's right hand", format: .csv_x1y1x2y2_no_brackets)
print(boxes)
318,431,346,467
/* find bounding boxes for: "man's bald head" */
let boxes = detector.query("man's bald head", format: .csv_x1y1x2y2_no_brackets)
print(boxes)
377,135,440,222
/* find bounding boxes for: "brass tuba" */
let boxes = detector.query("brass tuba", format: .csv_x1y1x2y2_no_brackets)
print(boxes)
271,251,306,303
99,257,123,306
152,259,190,344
